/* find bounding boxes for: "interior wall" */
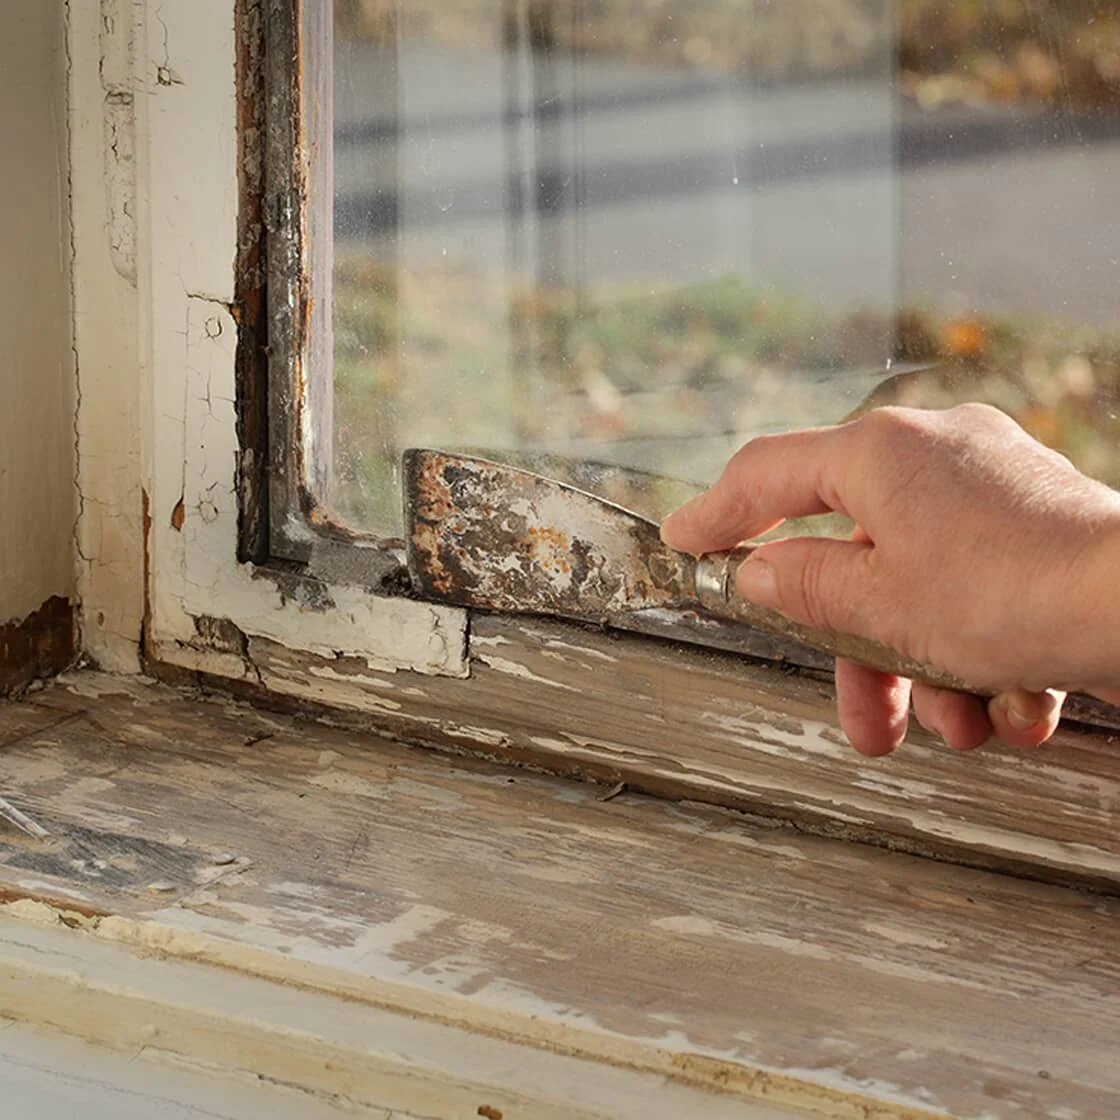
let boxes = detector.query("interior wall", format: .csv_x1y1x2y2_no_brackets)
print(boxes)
0,3,76,670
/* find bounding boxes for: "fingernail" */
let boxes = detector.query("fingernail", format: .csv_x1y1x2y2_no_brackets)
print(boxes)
1006,703,1039,731
659,502,694,549
736,555,780,609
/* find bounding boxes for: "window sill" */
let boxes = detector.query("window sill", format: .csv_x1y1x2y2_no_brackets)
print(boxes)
156,610,1120,893
0,672,1115,1118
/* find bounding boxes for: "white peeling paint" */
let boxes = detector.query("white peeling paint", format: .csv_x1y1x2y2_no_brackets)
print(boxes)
541,639,619,664
469,634,513,649
850,775,950,803
307,666,404,692
474,653,579,691
13,881,92,904
772,1065,951,1117
529,736,570,751
141,5,469,682
915,813,1120,879
439,724,511,748
862,922,950,951
651,915,831,961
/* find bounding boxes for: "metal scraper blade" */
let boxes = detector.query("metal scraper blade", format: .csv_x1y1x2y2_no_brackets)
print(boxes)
403,448,700,622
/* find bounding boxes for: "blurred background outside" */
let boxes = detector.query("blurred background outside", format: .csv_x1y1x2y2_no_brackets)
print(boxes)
327,1,1120,533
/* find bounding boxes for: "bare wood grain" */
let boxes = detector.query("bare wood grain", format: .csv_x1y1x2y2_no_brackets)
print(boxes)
162,612,1120,890
0,675,1118,1117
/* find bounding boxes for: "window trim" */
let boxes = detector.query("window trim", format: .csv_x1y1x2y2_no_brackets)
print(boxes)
136,0,1120,896
144,0,468,680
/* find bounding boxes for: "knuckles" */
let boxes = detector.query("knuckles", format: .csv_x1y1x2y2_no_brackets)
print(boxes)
854,401,1016,446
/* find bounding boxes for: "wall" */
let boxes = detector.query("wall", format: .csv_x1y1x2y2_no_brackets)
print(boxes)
0,2,76,688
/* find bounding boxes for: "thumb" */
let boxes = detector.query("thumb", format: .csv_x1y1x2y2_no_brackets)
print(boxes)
736,537,879,637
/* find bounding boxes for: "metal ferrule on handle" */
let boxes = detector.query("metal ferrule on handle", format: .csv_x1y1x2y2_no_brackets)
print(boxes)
694,548,753,607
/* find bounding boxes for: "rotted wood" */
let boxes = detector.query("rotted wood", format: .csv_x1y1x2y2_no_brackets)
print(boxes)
0,597,75,697
0,674,1117,1117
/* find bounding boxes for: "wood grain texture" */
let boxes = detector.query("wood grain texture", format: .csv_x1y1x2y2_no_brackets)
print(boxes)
0,915,788,1120
0,674,1118,1117
160,612,1120,890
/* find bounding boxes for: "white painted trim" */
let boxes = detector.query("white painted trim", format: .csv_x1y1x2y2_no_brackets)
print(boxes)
131,0,467,677
0,1019,368,1120
69,0,145,672
0,912,795,1120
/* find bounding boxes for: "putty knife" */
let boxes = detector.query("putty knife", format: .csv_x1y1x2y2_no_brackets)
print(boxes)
403,449,980,695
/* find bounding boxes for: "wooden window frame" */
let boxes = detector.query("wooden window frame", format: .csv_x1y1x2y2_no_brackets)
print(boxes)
116,0,1120,896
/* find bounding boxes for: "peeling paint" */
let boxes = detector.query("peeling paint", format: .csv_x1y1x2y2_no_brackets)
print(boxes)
473,653,578,692
99,0,136,283
102,0,1120,916
150,295,468,678
1,679,1116,1116
440,724,511,749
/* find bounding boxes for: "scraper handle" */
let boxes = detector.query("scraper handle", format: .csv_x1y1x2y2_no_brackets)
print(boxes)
694,548,989,697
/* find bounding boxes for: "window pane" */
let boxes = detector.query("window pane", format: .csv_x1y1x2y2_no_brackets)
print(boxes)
328,1,1120,535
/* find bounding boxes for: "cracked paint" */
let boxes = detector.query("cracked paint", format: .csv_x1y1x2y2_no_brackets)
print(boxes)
152,297,467,678
99,0,137,283
72,0,466,687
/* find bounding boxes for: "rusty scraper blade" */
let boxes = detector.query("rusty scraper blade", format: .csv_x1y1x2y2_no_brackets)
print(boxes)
403,448,985,696
403,448,700,622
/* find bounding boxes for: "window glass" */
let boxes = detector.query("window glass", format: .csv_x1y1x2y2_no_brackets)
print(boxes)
329,1,1120,534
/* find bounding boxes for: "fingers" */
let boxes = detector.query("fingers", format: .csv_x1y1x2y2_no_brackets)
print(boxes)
911,684,991,751
839,678,1063,756
735,535,880,637
660,425,852,554
987,688,1065,748
835,660,911,756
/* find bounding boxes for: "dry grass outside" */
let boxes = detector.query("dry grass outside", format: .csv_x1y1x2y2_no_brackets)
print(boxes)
331,260,1120,533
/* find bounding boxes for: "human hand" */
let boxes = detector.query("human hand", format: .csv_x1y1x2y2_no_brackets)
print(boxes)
661,404,1120,755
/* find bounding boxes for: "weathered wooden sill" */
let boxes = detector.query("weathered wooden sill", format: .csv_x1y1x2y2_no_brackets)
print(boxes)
157,612,1120,893
0,671,1115,1117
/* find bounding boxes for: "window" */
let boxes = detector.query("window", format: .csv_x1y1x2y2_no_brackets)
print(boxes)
309,2,1120,539
328,1,899,539
262,0,1120,669
140,0,1120,893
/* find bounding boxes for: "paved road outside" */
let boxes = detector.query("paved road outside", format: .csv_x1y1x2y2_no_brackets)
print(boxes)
334,40,1120,325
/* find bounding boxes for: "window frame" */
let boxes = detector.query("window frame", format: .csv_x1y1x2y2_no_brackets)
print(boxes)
136,0,1120,895
258,0,341,567
245,0,909,685
230,0,852,675
145,0,469,681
